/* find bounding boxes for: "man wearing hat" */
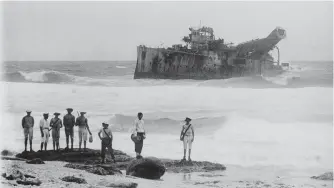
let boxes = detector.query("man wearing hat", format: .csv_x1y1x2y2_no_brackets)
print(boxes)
39,113,50,151
63,108,75,150
179,117,195,161
75,112,92,152
21,110,35,152
50,112,63,151
98,122,115,163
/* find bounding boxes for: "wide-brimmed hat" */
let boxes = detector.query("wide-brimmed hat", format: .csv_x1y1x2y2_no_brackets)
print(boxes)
26,110,32,113
43,113,49,116
102,122,109,126
66,108,73,111
54,112,60,115
184,117,192,122
80,112,86,114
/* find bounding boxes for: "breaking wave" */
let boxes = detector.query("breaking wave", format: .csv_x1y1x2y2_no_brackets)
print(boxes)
4,70,113,86
2,61,332,88
116,65,127,69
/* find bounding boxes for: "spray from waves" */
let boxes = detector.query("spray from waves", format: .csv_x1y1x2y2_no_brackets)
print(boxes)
210,112,332,168
261,71,301,86
196,75,290,88
4,70,117,86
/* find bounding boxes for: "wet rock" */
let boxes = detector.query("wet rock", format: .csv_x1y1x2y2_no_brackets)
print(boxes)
1,156,26,161
24,174,36,178
163,159,226,173
194,180,221,185
1,149,15,156
26,158,45,164
16,148,132,164
311,172,333,180
105,182,138,188
61,175,87,184
126,157,165,179
198,173,224,177
98,180,138,188
17,178,42,186
64,163,122,176
5,170,25,180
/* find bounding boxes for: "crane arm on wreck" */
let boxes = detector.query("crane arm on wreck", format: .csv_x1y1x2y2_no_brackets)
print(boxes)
235,27,286,61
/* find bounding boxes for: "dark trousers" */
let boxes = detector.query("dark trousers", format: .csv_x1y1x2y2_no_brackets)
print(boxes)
135,132,144,154
101,141,115,160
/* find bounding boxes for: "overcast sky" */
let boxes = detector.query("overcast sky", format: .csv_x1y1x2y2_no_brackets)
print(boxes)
2,1,333,61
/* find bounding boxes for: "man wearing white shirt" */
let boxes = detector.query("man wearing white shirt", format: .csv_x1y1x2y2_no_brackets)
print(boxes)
39,113,50,151
132,112,146,159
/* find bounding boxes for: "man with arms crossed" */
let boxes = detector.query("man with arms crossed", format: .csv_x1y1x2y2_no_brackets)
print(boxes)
63,108,75,151
22,110,34,152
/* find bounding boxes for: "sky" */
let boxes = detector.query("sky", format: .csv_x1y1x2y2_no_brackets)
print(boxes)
2,1,333,61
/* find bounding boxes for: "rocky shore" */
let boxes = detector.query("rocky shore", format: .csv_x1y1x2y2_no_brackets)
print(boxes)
1,148,227,187
11,148,226,175
1,149,332,188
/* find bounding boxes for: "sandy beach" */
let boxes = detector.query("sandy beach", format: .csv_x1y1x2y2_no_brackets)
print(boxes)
1,157,332,188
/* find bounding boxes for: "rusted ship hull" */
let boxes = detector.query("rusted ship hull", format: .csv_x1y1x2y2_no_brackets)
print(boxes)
134,27,286,80
134,46,284,80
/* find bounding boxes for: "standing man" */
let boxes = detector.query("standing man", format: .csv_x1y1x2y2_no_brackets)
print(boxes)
39,113,50,151
131,112,146,159
63,108,75,151
180,117,194,161
98,122,115,163
76,112,92,152
50,112,63,151
22,110,34,152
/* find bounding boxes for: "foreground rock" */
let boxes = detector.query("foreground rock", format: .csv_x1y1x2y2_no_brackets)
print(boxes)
126,157,166,179
15,148,133,163
2,170,42,186
311,172,333,180
64,163,122,176
61,175,87,184
162,159,226,173
98,180,138,188
26,158,45,164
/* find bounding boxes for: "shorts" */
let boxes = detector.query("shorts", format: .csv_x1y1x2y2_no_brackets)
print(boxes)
52,128,60,141
183,135,193,150
65,127,74,138
23,127,33,140
41,129,50,143
78,127,87,142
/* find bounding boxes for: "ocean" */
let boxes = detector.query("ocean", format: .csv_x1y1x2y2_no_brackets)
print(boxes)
0,61,333,173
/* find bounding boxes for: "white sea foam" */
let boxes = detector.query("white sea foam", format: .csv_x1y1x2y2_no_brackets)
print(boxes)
116,65,127,69
0,81,332,170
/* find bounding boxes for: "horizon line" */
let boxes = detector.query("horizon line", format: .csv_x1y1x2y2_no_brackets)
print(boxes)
3,60,333,63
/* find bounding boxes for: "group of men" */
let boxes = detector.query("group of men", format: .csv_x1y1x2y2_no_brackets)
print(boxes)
22,109,195,163
22,108,92,152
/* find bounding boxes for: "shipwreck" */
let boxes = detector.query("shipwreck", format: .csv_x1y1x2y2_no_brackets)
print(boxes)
134,26,286,80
